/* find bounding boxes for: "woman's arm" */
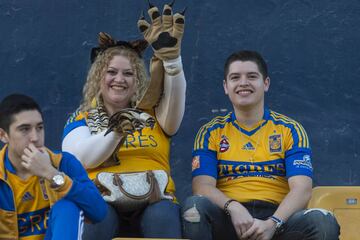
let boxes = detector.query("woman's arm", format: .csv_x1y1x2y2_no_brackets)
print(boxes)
62,126,123,169
155,56,186,136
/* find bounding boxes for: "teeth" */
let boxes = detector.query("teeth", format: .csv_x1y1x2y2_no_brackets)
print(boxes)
237,90,252,94
111,86,126,90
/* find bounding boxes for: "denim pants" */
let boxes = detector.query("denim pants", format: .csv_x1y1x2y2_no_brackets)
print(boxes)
44,199,84,240
182,195,340,240
83,200,182,239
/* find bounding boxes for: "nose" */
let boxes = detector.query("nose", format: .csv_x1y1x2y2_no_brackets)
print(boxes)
239,76,249,86
29,128,40,143
114,73,126,83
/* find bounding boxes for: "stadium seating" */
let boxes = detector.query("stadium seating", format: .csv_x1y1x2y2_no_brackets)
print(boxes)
307,186,360,240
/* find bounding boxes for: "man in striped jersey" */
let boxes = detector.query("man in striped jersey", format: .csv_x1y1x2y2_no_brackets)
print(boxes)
182,51,339,240
0,94,107,239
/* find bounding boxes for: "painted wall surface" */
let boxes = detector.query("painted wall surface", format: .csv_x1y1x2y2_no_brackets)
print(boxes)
0,0,359,203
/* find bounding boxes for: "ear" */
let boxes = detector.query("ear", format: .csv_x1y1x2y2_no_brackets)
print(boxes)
98,32,116,47
264,77,270,92
0,128,9,144
223,79,229,95
130,39,148,56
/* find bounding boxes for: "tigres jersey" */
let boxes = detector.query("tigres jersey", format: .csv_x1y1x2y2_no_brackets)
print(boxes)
192,109,313,204
63,109,175,194
5,154,50,240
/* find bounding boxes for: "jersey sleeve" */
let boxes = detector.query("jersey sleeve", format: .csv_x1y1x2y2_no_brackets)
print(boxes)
284,121,313,178
62,109,88,139
191,123,219,179
60,152,107,223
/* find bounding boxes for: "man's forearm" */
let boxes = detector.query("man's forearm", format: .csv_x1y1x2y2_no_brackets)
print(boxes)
271,180,312,221
193,182,232,210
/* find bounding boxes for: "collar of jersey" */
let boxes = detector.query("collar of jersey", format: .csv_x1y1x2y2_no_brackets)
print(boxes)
231,108,270,136
4,149,17,175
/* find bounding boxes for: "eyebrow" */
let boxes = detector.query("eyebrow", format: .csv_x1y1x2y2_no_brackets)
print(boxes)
228,73,240,77
16,122,43,129
108,66,132,70
228,72,260,77
248,72,260,75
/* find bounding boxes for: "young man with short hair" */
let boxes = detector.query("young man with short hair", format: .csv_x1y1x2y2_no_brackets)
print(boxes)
0,94,107,239
182,51,340,240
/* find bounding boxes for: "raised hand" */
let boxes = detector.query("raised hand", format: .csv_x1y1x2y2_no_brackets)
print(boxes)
138,1,185,60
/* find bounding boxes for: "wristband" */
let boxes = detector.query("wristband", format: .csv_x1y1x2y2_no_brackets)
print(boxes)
163,56,183,75
269,215,285,233
223,199,237,216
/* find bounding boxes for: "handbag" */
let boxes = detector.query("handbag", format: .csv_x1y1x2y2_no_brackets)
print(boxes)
94,170,173,212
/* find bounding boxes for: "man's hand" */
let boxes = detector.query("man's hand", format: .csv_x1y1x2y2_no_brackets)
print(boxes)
21,143,58,180
138,2,185,60
240,218,276,240
227,201,255,239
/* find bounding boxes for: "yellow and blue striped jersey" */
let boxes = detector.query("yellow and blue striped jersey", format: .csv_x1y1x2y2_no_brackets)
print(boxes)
192,109,312,204
63,110,175,194
5,153,50,240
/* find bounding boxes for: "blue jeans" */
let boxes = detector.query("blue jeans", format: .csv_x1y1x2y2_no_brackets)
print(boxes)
182,195,340,240
44,199,84,240
83,200,182,239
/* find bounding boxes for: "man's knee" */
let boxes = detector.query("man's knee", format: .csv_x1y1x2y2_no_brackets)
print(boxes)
290,208,340,238
51,199,81,218
182,195,213,223
302,208,337,222
302,208,339,228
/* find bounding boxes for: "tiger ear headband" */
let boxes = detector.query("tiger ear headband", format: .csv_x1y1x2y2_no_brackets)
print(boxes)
90,32,148,63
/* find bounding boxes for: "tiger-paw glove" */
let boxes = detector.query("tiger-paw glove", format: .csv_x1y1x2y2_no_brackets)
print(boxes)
104,108,155,136
137,1,185,61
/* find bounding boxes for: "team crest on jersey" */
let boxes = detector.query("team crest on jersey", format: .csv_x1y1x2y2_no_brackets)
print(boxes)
192,156,200,171
269,134,282,153
219,135,230,153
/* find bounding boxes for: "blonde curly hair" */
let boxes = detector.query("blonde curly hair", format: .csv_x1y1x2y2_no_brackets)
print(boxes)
80,46,149,112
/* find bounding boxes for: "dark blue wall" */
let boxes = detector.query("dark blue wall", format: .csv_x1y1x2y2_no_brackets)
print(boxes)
1,0,359,203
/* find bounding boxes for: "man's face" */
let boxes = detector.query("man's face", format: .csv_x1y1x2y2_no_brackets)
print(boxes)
0,110,44,161
223,60,270,110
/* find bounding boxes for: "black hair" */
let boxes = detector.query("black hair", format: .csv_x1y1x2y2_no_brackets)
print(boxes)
224,50,268,80
0,94,42,132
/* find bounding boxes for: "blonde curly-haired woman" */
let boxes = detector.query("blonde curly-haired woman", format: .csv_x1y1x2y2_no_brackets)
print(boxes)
62,3,186,239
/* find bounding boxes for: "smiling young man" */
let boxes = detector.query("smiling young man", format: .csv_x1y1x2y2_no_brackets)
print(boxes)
182,50,340,240
0,94,107,240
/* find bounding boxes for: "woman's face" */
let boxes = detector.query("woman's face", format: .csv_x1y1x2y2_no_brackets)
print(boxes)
100,55,136,112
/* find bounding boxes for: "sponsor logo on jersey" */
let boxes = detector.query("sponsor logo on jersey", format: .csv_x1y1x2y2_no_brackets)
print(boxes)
124,134,158,148
21,192,34,202
269,134,282,153
242,142,255,150
293,155,312,170
18,207,50,237
192,156,200,171
218,159,286,179
219,135,230,153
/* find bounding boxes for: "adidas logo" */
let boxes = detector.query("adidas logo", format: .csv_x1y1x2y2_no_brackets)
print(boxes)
242,142,255,150
22,192,34,202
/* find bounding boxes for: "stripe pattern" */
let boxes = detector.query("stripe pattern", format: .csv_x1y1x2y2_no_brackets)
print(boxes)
269,110,309,148
77,210,84,240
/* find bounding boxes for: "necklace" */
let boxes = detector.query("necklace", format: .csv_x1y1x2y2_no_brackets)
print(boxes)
239,120,266,163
